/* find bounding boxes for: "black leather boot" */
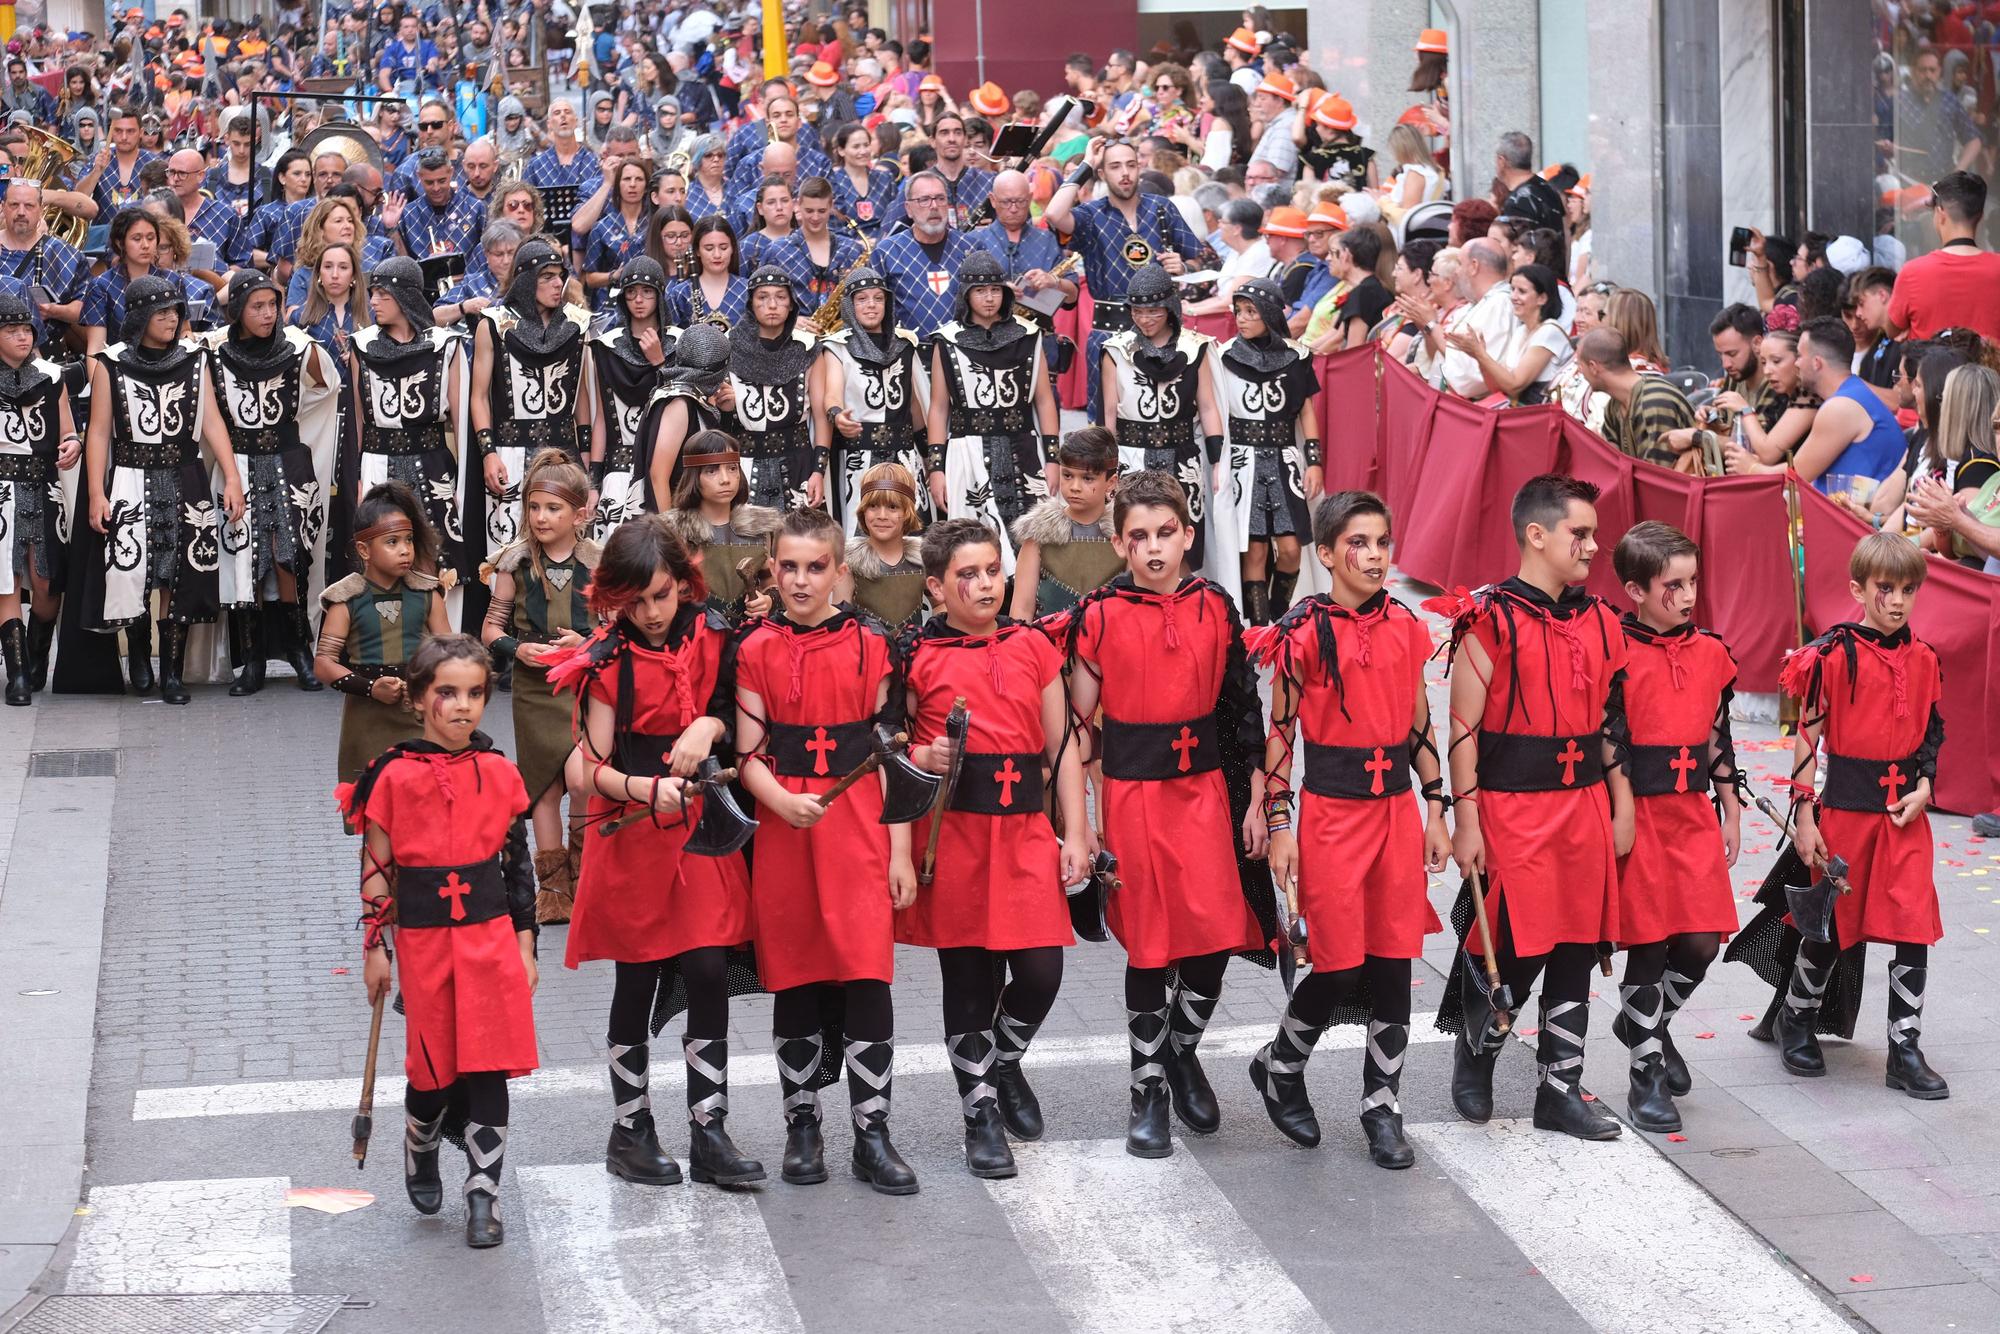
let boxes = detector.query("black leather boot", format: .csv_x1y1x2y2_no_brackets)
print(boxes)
24,612,52,691
403,1108,445,1215
125,616,154,692
2,619,29,705
227,608,265,695
781,1113,828,1185
464,1191,503,1248
1268,567,1298,619
157,619,189,704
1164,986,1221,1133
1126,1006,1174,1158
949,1031,1017,1178
776,1033,828,1184
462,1121,508,1248
1747,986,1785,1043
845,1039,918,1195
964,1104,1017,1179
605,1040,682,1184
1530,998,1621,1141
1243,579,1270,627
280,600,322,690
1248,1005,1327,1148
991,1008,1045,1140
1360,1020,1415,1168
1775,948,1831,1077
685,1038,766,1184
1617,981,1682,1133
1658,967,1702,1095
1885,961,1950,1100
1452,966,1503,1124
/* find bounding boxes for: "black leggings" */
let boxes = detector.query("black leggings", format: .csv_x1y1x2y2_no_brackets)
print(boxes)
773,978,894,1042
606,947,731,1046
1799,937,1928,970
1622,933,1722,988
1468,905,1596,1005
1124,950,1231,1012
1289,954,1413,1026
936,946,1064,1033
406,1069,507,1123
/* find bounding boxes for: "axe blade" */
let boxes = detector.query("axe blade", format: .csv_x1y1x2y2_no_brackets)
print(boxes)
1065,851,1116,943
1784,878,1839,945
683,760,759,857
878,750,943,825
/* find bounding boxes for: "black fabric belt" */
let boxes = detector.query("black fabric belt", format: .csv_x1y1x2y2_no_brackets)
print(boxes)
767,718,871,779
394,857,506,929
495,417,582,457
1302,741,1412,800
1091,301,1132,333
0,452,52,483
1228,416,1293,449
348,662,408,682
618,729,679,779
1823,751,1924,813
364,422,446,456
951,750,1045,814
112,439,196,468
1100,713,1220,781
1115,418,1186,451
740,420,811,456
949,407,1031,437
227,425,298,456
1476,730,1605,792
1627,741,1710,798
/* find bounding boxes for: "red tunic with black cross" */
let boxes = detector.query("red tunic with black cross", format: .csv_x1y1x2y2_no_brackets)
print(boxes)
1069,577,1265,968
896,618,1074,951
1445,578,1625,957
1613,617,1743,947
1781,622,1944,947
549,608,755,969
1245,592,1443,971
734,609,899,990
338,739,540,1091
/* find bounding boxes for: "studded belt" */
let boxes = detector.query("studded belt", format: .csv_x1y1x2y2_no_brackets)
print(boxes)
112,439,196,468
1228,416,1293,449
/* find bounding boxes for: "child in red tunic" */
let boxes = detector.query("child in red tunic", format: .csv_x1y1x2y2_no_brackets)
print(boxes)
898,518,1091,1178
339,634,539,1249
1063,470,1270,1160
1606,522,1744,1134
1438,474,1632,1141
734,507,921,1194
1244,492,1450,1170
546,515,763,1191
1775,532,1947,1099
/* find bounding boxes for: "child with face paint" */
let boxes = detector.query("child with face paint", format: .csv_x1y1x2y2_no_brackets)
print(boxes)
1767,533,1946,1099
1242,491,1450,1169
316,481,454,783
839,461,929,629
1602,521,1745,1134
1009,426,1127,619
1059,470,1272,1160
338,633,540,1250
1435,473,1633,1142
732,506,919,1194
897,517,1092,1177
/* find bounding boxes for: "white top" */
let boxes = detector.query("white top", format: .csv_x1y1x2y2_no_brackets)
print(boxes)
1230,67,1260,95
1524,321,1575,387
1439,283,1526,399
1389,161,1445,205
1201,124,1235,171
1220,238,1275,286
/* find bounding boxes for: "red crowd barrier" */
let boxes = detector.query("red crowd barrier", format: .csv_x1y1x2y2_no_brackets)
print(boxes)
1309,345,2000,815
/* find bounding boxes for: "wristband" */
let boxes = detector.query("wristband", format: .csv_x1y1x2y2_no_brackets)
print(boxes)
476,427,498,458
588,458,607,488
1421,776,1452,809
1064,162,1095,189
489,633,521,661
1203,433,1224,464
1040,432,1060,466
924,445,946,475
331,671,373,698
1304,438,1323,468
60,431,81,445
1265,817,1292,834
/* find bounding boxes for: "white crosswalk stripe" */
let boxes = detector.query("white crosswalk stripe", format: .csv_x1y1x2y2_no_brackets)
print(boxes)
67,1176,293,1295
129,1014,1451,1122
986,1139,1330,1334
517,1163,805,1334
1409,1120,1853,1334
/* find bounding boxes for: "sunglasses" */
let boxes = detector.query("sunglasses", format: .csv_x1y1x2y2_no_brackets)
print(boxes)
419,118,446,128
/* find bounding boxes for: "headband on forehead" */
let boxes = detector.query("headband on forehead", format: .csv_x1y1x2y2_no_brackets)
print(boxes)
861,474,917,503
525,474,588,508
680,440,741,468
353,514,414,544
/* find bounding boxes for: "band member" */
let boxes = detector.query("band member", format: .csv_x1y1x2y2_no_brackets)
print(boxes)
812,267,929,534
726,265,822,511
317,482,452,782
340,634,539,1249
589,257,675,537
899,518,1090,1176
1101,264,1224,575
733,507,919,1195
661,431,780,618
1062,471,1271,1159
1605,522,1744,1133
641,322,729,513
1773,533,1947,1099
1216,279,1322,624
468,239,593,581
841,462,928,629
81,274,246,703
1009,426,1125,619
349,257,469,588
209,270,343,696
663,216,749,332
1244,492,1449,1169
775,178,864,315
0,292,79,705
926,252,1057,575
547,516,764,1188
870,171,977,339
1436,474,1630,1141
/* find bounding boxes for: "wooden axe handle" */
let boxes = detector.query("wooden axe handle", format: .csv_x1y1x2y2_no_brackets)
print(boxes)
353,989,386,1167
600,768,742,837
1467,869,1512,1035
816,733,907,806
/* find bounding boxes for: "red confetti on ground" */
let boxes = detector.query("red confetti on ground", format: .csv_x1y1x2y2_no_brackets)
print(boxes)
1849,1275,1874,1284
1580,1093,1597,1102
1519,1027,1539,1037
1589,990,1600,999
1695,1031,1716,1039
1411,979,1424,986
330,968,349,975
1527,1267,1541,1276
1738,1013,1755,1021
1666,1133,1688,1142
1946,860,1966,867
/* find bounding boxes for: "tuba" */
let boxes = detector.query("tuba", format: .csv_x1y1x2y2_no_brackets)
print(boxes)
15,125,85,248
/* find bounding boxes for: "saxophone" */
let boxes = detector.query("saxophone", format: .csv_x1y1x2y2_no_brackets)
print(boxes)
807,234,879,336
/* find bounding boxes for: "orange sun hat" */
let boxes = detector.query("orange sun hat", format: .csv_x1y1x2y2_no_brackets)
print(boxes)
1226,27,1260,57
1416,28,1448,54
967,81,1008,117
1314,94,1357,132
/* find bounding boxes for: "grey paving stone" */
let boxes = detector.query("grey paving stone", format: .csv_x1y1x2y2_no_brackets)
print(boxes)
1758,1209,1973,1294
1673,1142,1881,1221
1843,1280,2000,1334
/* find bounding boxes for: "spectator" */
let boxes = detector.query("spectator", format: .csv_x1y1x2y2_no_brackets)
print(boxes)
1185,197,1271,316
1448,198,1496,244
1447,261,1572,403
1603,288,1670,371
1890,362,2000,550
1578,325,1697,468
1737,316,1907,494
1306,223,1390,353
1403,236,1523,400
1888,170,2000,341
1845,265,1900,397
1376,237,1442,363
1201,81,1253,170
1796,265,1845,324
1380,123,1445,220
1715,328,1819,469
1889,49,1981,179
1248,71,1299,179
1493,130,1565,231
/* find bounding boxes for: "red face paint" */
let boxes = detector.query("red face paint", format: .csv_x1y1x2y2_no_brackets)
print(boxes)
1344,544,1363,571
957,571,977,601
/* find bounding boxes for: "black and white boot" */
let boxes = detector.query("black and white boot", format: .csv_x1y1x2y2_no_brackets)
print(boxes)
1531,998,1621,1140
1165,985,1221,1133
948,1030,1016,1178
1657,966,1702,1095
991,1008,1044,1140
686,1038,766,1184
462,1121,508,1248
1773,946,1831,1077
776,1033,828,1185
1886,961,1949,1099
1360,1021,1415,1168
846,1039,918,1195
403,1106,446,1215
1616,982,1681,1133
604,1040,682,1185
1451,965,1504,1124
2,618,29,705
1249,1004,1326,1148
1126,1005,1173,1158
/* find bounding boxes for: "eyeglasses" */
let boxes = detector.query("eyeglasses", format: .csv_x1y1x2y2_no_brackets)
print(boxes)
907,194,947,206
418,118,446,129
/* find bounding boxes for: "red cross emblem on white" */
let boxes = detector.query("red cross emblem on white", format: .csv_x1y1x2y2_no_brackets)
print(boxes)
926,269,952,294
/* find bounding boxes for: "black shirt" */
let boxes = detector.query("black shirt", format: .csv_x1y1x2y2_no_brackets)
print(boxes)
1499,174,1566,232
1340,275,1393,334
1858,335,1901,390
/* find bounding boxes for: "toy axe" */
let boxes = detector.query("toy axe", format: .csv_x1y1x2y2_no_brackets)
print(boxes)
1748,785,1852,945
682,758,759,857
815,724,942,824
1066,849,1119,943
1467,869,1515,1035
918,698,970,886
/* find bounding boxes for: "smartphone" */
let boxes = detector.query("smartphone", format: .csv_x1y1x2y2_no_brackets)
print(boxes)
1728,226,1753,268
